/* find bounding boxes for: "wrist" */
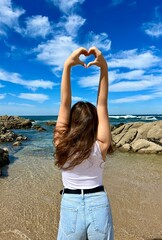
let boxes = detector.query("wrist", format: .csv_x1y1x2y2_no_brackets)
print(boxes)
64,61,72,69
100,61,108,70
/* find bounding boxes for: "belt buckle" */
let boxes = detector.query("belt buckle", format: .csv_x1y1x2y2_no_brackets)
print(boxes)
60,189,64,195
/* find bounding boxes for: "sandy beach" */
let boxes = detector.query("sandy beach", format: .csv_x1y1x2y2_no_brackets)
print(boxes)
0,146,162,240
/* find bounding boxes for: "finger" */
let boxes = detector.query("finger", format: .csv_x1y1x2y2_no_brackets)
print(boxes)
78,59,86,67
78,47,88,56
88,46,100,56
87,61,97,68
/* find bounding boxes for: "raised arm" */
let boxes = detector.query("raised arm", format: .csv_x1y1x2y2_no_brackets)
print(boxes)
54,47,87,145
87,47,111,159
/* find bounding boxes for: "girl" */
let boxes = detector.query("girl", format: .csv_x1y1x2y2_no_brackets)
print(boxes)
54,46,114,240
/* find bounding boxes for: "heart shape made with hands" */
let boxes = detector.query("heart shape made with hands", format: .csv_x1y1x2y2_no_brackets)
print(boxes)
79,49,97,68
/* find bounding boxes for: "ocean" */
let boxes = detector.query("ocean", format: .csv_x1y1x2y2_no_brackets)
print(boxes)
2,114,161,157
21,114,162,125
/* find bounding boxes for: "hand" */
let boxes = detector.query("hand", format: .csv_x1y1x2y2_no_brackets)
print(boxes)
87,46,107,68
64,47,88,68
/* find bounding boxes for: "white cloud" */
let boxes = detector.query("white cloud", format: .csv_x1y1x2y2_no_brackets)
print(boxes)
18,93,49,103
79,69,147,88
35,31,111,73
109,72,162,92
0,69,55,90
8,102,34,107
110,94,153,103
153,91,162,97
50,0,85,13
35,35,79,72
108,49,161,69
78,66,162,94
86,32,111,51
72,96,85,101
109,79,156,92
33,1,110,73
22,15,53,39
0,93,6,99
110,91,162,104
78,72,100,88
109,69,145,83
142,22,162,38
0,0,25,35
63,15,86,36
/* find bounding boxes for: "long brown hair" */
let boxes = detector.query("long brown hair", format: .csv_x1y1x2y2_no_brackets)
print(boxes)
54,101,98,170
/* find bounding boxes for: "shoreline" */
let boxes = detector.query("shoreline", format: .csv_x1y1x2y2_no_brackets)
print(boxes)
0,148,162,240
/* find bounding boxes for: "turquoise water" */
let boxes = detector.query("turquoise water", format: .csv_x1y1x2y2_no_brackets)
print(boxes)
15,114,162,153
2,114,162,158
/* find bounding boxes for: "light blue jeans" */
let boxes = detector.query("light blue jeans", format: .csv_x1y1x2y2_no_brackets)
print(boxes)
57,191,114,240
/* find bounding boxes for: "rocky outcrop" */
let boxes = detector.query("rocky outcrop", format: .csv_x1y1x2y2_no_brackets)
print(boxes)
0,148,9,176
32,125,46,131
45,121,57,126
112,121,162,154
0,127,28,146
0,115,49,150
0,115,32,129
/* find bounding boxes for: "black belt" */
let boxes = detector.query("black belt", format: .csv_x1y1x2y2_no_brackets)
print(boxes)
60,185,104,195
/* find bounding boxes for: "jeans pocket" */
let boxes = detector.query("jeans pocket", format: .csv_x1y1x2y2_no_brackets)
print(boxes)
89,204,109,235
60,206,78,236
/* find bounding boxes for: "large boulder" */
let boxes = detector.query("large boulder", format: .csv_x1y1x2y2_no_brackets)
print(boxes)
132,139,162,153
112,121,162,154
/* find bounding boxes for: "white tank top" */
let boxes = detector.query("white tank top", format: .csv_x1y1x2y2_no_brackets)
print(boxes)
61,141,105,189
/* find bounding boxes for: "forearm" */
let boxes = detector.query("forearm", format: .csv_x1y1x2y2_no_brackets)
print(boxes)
61,63,72,107
97,63,108,106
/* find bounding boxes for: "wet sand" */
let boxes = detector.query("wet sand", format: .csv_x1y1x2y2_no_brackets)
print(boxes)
0,148,162,240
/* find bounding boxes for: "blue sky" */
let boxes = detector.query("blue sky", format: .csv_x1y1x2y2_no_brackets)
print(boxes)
0,0,162,116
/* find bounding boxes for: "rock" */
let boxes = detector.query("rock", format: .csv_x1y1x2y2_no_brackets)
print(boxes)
45,121,57,126
20,119,32,128
0,130,17,142
32,125,46,131
0,148,10,169
1,127,7,134
111,121,162,154
131,139,150,152
0,115,32,129
119,143,131,152
16,135,28,141
0,115,30,143
116,129,138,147
13,141,22,146
113,131,125,145
112,124,126,136
132,139,162,153
147,124,162,140
0,121,28,143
